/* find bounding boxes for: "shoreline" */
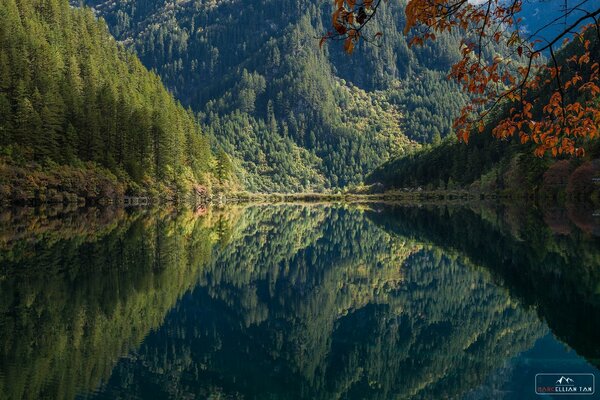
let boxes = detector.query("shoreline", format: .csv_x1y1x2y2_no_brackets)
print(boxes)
227,188,599,206
3,188,598,207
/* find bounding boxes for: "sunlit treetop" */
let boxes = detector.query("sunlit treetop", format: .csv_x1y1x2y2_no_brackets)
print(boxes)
323,0,600,157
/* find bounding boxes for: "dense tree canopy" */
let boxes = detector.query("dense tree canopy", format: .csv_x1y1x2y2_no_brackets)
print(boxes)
0,0,217,200
76,0,488,191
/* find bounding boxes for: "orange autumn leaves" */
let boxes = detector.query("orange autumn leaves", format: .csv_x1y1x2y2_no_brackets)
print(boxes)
449,16,600,158
322,0,382,54
490,51,600,158
325,0,600,158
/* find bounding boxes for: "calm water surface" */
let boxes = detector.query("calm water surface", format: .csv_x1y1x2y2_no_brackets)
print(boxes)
0,204,598,399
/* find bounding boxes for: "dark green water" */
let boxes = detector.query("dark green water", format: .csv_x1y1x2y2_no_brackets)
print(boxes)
0,204,599,399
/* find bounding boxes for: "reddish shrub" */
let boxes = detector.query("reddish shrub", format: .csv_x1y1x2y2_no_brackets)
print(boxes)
543,160,573,187
567,161,600,199
542,208,572,235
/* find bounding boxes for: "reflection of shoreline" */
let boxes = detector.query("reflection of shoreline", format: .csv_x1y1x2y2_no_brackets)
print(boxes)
0,204,137,236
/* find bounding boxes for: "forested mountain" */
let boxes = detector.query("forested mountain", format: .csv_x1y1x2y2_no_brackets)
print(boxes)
77,0,471,191
367,34,600,200
0,0,219,204
4,0,590,196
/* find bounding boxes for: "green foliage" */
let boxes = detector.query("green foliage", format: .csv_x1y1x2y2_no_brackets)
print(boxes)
0,0,216,198
77,0,476,192
367,131,514,189
214,148,232,184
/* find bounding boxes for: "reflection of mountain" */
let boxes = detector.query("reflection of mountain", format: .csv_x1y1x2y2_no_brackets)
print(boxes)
0,208,223,400
89,205,545,400
5,204,591,400
367,204,600,368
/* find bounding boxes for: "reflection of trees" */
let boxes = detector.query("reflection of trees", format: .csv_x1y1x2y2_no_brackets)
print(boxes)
5,204,584,399
199,205,413,383
95,205,544,400
367,204,600,368
0,208,223,400
0,206,128,266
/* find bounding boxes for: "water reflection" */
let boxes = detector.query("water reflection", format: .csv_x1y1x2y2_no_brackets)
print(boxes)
0,206,224,400
0,204,598,399
367,204,600,368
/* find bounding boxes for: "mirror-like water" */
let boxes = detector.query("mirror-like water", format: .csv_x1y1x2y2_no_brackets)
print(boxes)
0,204,598,399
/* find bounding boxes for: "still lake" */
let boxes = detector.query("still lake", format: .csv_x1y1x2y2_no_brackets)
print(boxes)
0,203,598,399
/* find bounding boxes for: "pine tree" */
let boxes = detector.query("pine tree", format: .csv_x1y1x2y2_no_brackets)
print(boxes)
39,88,64,159
215,149,232,184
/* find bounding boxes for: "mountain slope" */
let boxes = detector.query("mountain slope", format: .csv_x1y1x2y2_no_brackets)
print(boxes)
78,0,471,191
366,35,600,200
0,0,219,204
